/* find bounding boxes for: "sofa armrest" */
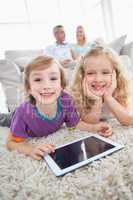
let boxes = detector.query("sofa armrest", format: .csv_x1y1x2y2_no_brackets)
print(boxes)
0,59,22,111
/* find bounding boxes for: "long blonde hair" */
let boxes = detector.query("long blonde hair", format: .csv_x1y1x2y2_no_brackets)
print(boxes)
76,25,87,44
70,45,129,113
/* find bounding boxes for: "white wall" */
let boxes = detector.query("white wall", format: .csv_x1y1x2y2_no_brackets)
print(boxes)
111,0,133,42
0,0,132,58
0,0,105,58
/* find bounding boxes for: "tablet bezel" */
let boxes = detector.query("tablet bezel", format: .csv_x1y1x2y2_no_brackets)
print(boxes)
44,134,124,176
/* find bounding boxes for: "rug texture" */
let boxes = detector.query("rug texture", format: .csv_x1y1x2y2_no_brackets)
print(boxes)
0,119,133,200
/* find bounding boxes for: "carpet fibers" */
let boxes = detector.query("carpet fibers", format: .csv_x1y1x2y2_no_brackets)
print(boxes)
0,120,133,200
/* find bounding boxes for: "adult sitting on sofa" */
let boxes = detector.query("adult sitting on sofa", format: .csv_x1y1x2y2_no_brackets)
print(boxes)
44,25,77,68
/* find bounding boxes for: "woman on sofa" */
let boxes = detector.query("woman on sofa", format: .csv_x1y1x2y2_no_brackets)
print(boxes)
71,25,92,58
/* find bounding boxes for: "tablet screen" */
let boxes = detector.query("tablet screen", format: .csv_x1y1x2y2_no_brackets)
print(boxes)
50,136,115,169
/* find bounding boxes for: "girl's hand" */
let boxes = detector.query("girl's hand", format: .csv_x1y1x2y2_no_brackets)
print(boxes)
104,70,117,97
29,143,55,160
94,121,112,137
82,78,101,100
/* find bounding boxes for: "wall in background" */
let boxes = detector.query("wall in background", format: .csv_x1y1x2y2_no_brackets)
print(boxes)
0,0,105,58
0,0,132,58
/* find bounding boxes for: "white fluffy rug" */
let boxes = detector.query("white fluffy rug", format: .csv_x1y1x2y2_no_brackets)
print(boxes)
0,119,133,200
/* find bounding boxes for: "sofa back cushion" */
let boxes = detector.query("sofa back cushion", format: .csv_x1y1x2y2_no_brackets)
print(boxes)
5,49,43,71
5,49,43,61
0,59,22,111
120,42,133,64
0,82,8,113
109,35,127,54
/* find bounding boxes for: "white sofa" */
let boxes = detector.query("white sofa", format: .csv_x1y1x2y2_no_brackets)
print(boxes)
0,59,22,112
5,49,43,71
0,50,43,111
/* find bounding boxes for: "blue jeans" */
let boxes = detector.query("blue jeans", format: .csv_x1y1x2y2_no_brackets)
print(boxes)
0,112,14,127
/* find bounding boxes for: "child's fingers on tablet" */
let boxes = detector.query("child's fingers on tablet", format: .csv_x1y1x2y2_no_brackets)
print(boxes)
99,128,112,137
107,128,112,134
102,130,112,137
39,144,55,154
35,148,45,157
99,132,108,137
33,154,42,160
98,131,106,137
44,144,55,152
46,144,55,151
104,132,112,137
28,146,42,160
101,124,112,133
104,128,112,135
105,125,112,133
31,152,42,160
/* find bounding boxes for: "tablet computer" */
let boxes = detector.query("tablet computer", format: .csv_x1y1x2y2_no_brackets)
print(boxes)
44,134,124,176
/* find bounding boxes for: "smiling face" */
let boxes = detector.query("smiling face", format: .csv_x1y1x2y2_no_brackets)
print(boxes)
76,26,86,43
84,54,113,96
54,27,65,44
29,63,62,105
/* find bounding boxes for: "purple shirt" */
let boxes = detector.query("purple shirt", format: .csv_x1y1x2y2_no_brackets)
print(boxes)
10,91,80,138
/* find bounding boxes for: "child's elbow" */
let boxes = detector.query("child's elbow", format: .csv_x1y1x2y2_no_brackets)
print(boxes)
6,140,11,151
6,132,17,151
6,138,14,151
119,116,133,126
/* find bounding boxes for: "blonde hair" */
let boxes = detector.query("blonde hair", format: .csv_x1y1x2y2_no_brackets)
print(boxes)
24,55,66,104
70,45,129,113
76,25,87,44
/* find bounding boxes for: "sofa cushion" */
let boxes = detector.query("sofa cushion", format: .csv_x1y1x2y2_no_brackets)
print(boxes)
14,56,35,71
5,49,43,71
109,35,127,54
5,50,43,62
0,82,8,113
120,42,133,64
0,59,22,111
119,55,133,80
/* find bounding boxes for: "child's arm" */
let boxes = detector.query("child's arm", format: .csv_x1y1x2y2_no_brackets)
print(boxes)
104,95,133,125
64,91,112,137
76,120,112,137
81,78,103,123
6,132,55,160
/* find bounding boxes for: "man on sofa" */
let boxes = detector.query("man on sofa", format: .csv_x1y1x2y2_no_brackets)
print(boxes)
44,25,77,68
